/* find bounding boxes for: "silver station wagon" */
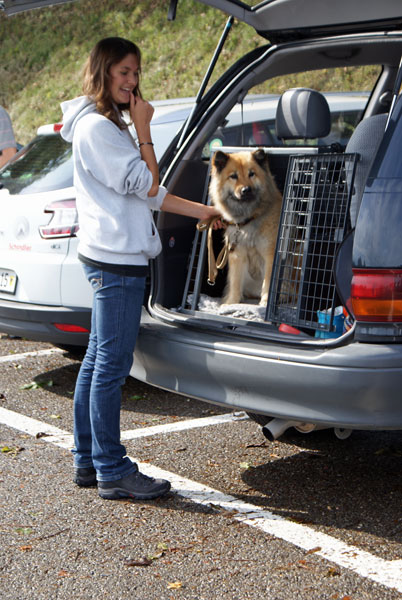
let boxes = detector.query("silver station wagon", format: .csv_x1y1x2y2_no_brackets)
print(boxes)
3,0,402,441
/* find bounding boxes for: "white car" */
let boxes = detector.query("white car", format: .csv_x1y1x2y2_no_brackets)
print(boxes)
0,93,367,349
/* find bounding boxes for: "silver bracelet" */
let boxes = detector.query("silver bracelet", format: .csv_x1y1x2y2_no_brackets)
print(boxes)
138,141,154,147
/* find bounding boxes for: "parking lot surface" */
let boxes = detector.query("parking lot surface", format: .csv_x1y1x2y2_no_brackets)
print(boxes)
0,334,401,599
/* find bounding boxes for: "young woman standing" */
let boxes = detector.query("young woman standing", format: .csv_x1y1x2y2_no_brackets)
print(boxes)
61,37,221,501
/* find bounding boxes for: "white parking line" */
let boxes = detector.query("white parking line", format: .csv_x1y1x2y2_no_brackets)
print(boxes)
121,412,248,440
0,406,401,593
0,347,64,363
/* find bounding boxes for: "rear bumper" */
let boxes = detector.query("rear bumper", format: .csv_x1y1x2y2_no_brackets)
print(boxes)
0,298,90,347
132,309,402,430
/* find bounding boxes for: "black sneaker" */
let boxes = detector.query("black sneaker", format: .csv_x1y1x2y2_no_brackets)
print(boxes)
98,470,171,500
74,466,97,487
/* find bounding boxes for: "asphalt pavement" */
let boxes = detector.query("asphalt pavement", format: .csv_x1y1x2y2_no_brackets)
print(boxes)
0,333,401,599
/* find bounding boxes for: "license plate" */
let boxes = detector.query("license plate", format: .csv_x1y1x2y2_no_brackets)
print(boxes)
0,269,17,294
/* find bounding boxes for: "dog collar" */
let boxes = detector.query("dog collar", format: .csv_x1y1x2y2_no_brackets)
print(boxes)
224,215,256,228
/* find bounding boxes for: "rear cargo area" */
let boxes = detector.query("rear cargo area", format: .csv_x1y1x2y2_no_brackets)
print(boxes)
154,144,357,341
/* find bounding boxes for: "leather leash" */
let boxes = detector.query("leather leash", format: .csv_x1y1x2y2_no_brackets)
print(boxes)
197,216,228,285
196,214,256,286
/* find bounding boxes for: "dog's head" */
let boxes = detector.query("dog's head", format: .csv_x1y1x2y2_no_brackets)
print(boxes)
210,149,275,220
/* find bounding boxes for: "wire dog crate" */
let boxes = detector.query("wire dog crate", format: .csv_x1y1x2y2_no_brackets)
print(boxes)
266,152,358,334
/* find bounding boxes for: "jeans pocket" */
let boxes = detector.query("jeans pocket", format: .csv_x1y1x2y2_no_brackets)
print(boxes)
89,275,103,291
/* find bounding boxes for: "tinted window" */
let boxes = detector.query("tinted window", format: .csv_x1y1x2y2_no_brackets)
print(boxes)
0,135,73,195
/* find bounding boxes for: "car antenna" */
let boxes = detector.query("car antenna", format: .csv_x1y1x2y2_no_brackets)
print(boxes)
174,15,234,150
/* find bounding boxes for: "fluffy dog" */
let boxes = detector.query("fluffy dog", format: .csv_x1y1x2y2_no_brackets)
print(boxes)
209,149,282,305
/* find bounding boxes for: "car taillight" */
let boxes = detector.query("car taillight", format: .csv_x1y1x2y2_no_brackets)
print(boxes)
39,199,79,239
351,269,402,322
53,323,89,333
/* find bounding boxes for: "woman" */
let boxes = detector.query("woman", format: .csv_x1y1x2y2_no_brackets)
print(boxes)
60,37,221,501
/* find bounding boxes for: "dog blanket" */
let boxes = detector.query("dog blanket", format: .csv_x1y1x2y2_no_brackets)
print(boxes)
188,294,266,322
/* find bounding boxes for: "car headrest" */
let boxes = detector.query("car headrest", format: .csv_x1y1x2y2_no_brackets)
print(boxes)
275,88,331,140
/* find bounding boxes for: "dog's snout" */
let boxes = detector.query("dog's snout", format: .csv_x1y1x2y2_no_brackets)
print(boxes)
241,186,251,195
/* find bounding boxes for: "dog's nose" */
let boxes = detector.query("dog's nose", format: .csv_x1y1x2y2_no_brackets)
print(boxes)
240,186,253,199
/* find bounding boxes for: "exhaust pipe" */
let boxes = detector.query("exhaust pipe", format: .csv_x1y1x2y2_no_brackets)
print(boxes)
262,418,346,441
262,419,300,441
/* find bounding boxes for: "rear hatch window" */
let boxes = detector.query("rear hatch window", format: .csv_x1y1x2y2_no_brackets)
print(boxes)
0,135,73,195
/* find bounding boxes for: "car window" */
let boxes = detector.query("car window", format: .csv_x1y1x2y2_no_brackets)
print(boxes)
150,120,186,161
202,66,379,157
202,103,365,157
0,114,188,195
0,134,73,195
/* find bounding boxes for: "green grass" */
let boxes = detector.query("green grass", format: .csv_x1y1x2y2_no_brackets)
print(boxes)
0,0,377,144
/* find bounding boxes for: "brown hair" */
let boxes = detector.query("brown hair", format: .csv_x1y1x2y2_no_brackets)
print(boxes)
82,37,142,129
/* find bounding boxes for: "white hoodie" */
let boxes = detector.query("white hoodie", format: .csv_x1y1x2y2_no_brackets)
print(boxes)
60,96,167,266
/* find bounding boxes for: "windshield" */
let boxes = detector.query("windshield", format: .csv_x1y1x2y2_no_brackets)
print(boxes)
0,134,73,195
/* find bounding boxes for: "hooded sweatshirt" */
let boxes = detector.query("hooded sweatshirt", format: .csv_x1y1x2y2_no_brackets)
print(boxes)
60,96,168,267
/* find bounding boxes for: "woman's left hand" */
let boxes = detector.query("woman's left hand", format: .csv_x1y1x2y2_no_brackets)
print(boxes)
200,205,224,228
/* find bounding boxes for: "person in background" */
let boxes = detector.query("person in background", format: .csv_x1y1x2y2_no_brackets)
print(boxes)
60,37,221,502
0,105,17,168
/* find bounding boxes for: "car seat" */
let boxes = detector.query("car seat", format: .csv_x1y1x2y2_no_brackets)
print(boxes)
275,87,331,141
344,112,387,227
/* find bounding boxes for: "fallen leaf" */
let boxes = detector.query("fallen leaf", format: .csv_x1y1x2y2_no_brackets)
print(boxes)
49,414,61,419
15,527,33,535
305,546,322,555
245,442,267,448
124,557,152,567
35,432,49,439
326,567,341,577
147,551,165,561
19,545,32,552
58,569,70,577
129,395,144,401
2,446,24,456
167,581,183,589
20,380,53,390
239,462,251,469
157,542,169,550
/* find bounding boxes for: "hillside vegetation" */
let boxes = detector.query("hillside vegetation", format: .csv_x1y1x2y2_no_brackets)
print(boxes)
1,0,377,144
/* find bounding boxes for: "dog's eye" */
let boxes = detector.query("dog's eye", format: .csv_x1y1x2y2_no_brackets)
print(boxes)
229,173,238,180
249,170,255,178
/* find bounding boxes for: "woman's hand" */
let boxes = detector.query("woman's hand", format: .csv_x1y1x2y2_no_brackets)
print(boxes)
129,93,154,140
198,205,224,229
161,194,224,228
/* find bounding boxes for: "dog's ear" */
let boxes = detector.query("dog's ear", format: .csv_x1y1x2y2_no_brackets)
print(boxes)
252,148,268,169
212,150,230,173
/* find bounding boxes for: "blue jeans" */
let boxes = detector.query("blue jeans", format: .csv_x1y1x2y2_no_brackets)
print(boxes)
73,264,146,481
